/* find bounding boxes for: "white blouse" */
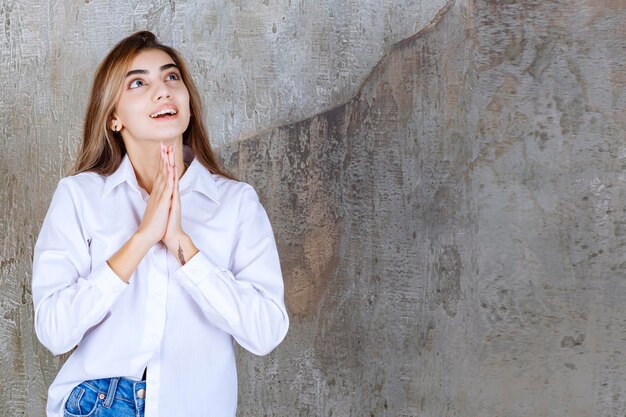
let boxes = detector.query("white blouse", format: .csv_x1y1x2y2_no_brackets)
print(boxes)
32,147,289,417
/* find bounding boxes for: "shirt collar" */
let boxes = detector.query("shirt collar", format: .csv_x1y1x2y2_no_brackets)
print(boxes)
179,146,221,204
102,145,221,205
101,153,140,198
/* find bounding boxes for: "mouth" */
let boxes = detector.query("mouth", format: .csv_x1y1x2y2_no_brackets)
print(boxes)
149,107,179,120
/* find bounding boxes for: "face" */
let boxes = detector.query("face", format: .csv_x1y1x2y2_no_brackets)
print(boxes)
111,48,191,145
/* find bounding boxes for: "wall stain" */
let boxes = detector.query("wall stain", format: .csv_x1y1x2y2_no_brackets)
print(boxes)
0,257,18,270
433,245,462,317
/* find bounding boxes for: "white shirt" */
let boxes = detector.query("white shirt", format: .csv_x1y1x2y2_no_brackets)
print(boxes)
32,147,289,417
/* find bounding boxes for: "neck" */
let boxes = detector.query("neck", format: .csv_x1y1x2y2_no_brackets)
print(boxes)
124,138,186,194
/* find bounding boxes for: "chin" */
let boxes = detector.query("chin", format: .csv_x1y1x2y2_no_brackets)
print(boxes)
144,126,188,141
126,120,189,143
157,130,186,140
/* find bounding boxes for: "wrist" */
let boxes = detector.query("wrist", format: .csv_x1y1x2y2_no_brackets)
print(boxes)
167,233,199,266
163,231,188,249
132,231,154,253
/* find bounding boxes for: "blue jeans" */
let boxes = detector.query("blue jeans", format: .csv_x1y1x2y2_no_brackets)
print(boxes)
63,377,146,417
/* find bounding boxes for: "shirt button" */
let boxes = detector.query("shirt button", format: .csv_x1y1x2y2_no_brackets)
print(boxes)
98,393,105,400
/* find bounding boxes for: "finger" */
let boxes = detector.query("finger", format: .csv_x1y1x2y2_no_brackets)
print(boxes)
151,160,164,195
168,145,175,167
162,145,172,169
165,158,175,194
155,162,173,199
157,170,173,207
171,165,180,217
157,145,165,172
160,160,172,194
162,146,168,170
154,152,168,191
174,164,180,199
162,145,169,170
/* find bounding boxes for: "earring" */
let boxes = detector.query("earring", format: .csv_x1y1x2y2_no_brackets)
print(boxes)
114,125,119,132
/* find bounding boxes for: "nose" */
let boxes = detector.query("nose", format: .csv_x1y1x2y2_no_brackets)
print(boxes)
153,80,172,101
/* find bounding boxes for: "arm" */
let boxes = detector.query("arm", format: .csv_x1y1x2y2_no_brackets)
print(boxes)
168,184,290,356
33,148,176,355
107,144,177,281
32,179,129,355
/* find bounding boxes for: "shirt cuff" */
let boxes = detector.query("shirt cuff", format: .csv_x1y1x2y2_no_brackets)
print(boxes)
175,251,223,285
91,261,129,295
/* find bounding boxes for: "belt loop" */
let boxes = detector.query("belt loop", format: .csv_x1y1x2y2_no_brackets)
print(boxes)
104,377,119,408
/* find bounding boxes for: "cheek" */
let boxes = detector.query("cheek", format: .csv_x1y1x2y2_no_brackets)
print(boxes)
177,86,190,110
119,99,146,123
182,94,191,114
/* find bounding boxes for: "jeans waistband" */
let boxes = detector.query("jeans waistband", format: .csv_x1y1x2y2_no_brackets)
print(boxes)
81,377,147,407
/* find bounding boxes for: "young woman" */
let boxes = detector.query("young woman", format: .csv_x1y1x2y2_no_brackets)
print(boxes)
32,31,289,417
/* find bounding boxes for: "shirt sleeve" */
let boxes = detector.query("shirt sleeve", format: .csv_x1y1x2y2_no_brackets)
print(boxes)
174,184,289,356
32,178,128,356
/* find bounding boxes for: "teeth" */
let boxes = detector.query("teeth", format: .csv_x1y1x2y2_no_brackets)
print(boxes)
150,108,177,118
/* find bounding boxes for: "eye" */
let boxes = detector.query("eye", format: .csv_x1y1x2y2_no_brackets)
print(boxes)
129,79,145,89
165,72,180,81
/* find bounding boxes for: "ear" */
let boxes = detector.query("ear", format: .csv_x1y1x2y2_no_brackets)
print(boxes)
109,114,122,132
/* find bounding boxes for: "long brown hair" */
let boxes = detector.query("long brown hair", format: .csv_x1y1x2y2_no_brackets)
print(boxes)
70,31,236,180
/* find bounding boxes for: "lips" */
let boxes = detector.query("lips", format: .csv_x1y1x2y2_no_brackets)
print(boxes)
149,105,179,119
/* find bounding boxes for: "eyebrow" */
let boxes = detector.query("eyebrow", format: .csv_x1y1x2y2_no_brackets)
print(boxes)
125,63,179,78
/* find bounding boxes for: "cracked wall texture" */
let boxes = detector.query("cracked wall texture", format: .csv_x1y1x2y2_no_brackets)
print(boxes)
1,0,625,416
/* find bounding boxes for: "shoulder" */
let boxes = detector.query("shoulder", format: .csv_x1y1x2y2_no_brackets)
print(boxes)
209,175,274,232
53,172,105,202
59,171,105,188
211,173,260,204
42,173,105,226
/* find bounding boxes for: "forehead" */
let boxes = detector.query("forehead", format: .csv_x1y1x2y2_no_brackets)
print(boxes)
129,49,175,70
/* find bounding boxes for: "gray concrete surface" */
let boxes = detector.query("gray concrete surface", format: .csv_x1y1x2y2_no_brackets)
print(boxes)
1,0,625,415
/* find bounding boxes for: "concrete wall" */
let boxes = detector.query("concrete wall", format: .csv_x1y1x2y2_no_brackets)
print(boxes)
1,0,625,415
